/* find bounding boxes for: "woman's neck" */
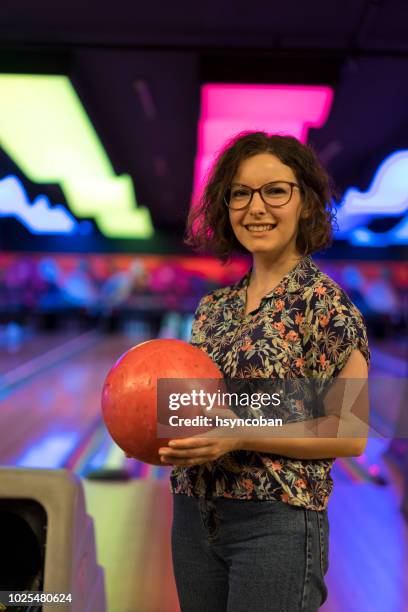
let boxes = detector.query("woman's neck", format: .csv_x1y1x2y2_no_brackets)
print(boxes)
249,251,304,294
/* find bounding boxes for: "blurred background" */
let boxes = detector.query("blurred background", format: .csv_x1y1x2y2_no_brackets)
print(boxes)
0,1,407,611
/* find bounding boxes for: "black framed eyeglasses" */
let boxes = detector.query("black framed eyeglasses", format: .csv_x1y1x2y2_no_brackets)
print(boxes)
224,181,300,210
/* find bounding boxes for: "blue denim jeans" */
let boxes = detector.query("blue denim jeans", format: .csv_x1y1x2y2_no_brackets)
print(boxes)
171,494,329,612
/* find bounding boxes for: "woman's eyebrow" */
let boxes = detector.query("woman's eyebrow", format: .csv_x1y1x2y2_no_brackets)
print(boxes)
230,179,287,186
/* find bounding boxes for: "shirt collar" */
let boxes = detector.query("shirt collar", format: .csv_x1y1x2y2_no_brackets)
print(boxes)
235,255,319,300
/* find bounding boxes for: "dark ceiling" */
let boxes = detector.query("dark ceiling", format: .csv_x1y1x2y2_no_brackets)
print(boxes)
0,0,407,250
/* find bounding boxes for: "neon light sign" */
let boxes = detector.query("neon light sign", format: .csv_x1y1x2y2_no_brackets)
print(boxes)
0,74,154,239
336,151,408,246
0,175,78,234
193,84,333,197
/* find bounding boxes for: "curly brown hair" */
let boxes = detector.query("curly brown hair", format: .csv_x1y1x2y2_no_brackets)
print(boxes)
185,131,337,262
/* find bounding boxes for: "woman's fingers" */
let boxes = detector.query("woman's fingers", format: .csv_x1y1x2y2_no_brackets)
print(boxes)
159,438,217,466
161,455,212,466
167,437,216,449
159,445,214,459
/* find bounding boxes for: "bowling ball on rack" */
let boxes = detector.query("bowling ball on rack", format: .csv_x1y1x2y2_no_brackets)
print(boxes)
101,339,224,465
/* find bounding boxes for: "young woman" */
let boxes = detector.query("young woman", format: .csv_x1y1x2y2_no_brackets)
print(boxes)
158,132,370,612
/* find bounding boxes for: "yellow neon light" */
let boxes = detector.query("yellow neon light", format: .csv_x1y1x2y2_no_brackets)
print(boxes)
0,74,154,239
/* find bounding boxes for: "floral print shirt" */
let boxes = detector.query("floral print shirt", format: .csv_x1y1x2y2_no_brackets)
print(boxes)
169,255,370,511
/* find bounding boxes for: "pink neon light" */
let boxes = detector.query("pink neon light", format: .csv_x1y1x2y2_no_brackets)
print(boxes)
192,83,333,200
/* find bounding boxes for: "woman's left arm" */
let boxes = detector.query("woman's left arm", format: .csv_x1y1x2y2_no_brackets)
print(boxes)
159,349,369,465
237,348,369,459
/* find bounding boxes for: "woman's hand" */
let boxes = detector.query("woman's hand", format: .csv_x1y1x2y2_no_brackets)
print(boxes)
158,433,240,467
126,406,241,466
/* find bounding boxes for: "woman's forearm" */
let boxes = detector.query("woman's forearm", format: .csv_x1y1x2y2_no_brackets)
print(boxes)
237,434,364,459
231,415,366,459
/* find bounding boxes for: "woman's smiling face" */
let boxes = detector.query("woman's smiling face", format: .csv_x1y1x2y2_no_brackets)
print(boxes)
228,153,304,259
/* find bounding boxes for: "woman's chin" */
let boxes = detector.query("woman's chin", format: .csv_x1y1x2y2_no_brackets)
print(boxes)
243,241,279,254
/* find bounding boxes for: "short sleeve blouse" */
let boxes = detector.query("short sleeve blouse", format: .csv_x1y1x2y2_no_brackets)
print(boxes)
169,255,370,511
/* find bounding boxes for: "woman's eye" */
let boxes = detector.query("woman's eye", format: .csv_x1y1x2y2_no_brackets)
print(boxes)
232,190,249,198
264,187,284,196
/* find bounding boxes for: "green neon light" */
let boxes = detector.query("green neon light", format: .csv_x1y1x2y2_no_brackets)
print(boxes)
0,74,154,239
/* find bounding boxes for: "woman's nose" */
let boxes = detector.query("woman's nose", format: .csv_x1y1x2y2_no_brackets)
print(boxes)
248,191,267,213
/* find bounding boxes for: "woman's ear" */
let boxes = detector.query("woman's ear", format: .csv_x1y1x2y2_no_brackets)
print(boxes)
300,205,311,220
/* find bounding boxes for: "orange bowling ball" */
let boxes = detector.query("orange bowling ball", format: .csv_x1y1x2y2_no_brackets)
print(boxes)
101,339,223,465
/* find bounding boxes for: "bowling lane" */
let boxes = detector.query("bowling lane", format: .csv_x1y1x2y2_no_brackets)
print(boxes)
0,326,180,611
0,334,144,468
0,329,82,375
